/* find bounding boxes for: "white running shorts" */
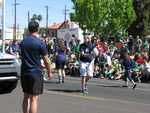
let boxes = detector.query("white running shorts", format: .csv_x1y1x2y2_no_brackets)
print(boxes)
80,59,95,77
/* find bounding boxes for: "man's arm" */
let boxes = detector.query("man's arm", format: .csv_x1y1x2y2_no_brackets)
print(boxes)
42,55,52,79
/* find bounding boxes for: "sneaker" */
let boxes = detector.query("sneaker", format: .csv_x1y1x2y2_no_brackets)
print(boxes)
58,76,62,84
43,76,47,81
132,84,137,89
80,90,88,94
62,77,65,83
100,76,104,79
83,90,88,94
80,88,88,94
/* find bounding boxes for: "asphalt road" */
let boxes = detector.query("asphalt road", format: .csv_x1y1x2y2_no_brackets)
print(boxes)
0,77,150,113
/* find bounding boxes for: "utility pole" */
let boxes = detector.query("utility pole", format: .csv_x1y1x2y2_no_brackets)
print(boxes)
64,5,69,22
28,10,30,24
45,5,48,29
63,5,69,28
13,0,20,41
2,0,6,53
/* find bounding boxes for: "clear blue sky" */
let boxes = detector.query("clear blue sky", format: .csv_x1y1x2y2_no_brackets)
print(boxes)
4,0,74,29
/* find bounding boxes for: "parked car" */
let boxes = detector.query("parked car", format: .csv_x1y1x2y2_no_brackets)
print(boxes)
0,52,20,94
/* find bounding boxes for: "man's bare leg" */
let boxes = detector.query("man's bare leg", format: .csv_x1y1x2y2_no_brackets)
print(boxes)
81,76,86,92
62,69,65,83
85,76,92,91
29,95,39,113
58,69,62,83
22,93,30,113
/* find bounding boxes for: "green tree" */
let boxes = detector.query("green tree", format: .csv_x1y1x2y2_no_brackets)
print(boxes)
128,0,150,38
71,0,136,37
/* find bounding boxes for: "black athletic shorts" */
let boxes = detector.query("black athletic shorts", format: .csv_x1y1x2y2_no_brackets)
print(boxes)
55,60,66,69
21,73,44,95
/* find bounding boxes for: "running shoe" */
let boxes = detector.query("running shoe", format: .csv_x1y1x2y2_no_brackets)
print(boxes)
132,84,137,89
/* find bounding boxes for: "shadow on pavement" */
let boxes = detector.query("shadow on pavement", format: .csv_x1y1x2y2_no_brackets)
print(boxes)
44,81,59,84
96,84,128,88
48,89,81,93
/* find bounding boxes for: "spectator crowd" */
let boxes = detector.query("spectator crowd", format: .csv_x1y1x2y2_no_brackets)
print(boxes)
5,34,150,84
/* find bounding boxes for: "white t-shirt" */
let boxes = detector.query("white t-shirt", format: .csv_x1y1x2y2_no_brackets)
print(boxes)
144,62,150,72
105,54,112,66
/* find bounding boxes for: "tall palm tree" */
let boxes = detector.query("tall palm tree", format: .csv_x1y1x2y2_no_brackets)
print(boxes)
31,14,42,23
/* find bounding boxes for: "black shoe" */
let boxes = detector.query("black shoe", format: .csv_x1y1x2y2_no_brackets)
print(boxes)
62,77,65,83
132,84,137,89
62,80,64,83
